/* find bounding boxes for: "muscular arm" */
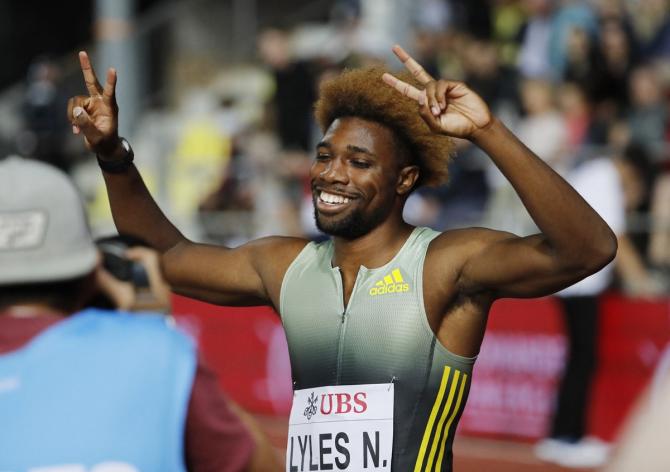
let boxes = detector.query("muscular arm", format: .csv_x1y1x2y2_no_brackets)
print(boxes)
455,120,617,298
69,51,306,307
101,165,305,306
384,46,617,300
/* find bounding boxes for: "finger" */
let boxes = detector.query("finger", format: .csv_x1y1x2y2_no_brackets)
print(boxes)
418,103,442,134
436,81,449,110
79,50,104,96
72,106,104,145
103,68,117,104
124,247,153,263
425,81,441,117
382,72,426,104
67,95,90,123
391,44,434,85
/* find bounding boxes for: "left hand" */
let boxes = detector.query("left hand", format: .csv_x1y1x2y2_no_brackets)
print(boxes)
382,45,492,139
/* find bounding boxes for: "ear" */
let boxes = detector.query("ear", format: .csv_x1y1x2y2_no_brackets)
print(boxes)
396,165,420,195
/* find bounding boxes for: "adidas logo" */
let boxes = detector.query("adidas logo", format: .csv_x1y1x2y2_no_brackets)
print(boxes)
369,268,410,296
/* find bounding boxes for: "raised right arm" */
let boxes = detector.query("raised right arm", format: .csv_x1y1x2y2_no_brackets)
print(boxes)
68,51,305,307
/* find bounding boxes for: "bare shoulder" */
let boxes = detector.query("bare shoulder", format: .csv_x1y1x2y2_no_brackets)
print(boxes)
245,236,311,298
428,227,515,256
245,235,310,269
425,227,516,281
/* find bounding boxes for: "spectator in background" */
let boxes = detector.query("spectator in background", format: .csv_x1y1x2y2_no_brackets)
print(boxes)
557,81,593,154
563,25,597,92
517,0,555,78
257,28,317,153
257,28,320,238
536,145,662,468
591,17,637,113
627,64,668,159
611,145,664,296
491,0,526,67
462,38,519,113
19,57,71,172
516,78,567,169
483,78,566,235
628,0,670,59
0,157,281,472
547,0,597,80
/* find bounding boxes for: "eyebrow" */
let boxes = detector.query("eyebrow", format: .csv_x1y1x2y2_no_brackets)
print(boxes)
315,141,376,158
347,145,376,157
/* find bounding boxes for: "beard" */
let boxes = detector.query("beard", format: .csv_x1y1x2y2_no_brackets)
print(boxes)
313,200,390,240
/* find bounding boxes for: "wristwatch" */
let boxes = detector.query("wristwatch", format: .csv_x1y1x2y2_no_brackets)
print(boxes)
97,137,134,173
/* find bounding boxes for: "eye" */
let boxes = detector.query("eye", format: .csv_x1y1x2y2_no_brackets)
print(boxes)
350,159,371,169
315,153,330,161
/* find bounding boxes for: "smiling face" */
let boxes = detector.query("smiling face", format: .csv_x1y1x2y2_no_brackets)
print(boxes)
311,117,416,239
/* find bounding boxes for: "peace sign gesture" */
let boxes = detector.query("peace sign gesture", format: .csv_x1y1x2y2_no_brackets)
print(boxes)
382,45,492,139
67,51,120,157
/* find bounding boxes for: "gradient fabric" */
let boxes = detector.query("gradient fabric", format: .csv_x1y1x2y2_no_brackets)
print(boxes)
280,227,475,471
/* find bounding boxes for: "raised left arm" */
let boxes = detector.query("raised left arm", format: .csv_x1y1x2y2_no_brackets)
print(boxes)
384,45,617,298
457,120,616,297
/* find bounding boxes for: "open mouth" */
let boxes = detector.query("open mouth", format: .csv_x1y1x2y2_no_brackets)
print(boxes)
315,190,356,213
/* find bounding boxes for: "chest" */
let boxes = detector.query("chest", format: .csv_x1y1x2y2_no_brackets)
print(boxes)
280,260,432,382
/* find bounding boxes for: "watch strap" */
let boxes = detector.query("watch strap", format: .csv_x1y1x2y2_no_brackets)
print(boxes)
97,138,134,174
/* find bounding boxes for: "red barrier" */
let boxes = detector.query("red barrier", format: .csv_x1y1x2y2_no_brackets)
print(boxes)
171,293,670,440
589,294,670,440
458,297,566,439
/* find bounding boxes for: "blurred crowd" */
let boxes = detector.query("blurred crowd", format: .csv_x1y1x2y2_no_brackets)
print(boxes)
10,0,670,296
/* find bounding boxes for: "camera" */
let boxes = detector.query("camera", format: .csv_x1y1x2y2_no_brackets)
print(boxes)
96,235,150,288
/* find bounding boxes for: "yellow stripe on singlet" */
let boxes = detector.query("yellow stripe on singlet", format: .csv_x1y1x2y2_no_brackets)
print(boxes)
434,372,468,470
413,366,451,472
425,371,461,471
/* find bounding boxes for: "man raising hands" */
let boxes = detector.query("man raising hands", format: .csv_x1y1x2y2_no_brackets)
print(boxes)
69,46,616,471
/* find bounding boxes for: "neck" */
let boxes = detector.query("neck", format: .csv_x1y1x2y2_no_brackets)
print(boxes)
331,216,415,272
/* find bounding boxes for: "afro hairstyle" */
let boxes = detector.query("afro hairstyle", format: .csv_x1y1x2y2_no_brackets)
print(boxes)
314,67,454,187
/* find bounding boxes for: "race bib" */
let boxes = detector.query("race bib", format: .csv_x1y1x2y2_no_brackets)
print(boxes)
286,383,394,471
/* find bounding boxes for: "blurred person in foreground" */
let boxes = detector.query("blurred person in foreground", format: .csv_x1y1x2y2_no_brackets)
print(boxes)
606,356,670,472
0,157,281,472
68,46,616,471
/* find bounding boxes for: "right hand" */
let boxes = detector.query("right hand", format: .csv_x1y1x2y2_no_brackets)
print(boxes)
67,51,120,157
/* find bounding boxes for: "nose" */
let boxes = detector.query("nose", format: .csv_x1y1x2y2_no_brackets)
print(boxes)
319,156,349,184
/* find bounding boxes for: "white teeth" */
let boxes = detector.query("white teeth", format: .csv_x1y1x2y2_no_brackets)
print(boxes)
320,191,350,204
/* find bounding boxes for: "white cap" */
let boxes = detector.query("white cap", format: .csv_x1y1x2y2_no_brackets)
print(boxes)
0,156,97,285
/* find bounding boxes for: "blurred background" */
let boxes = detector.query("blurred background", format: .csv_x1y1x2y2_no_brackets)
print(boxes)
2,0,670,470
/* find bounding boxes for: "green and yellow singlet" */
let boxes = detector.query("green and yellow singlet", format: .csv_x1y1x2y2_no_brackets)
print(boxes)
280,226,475,471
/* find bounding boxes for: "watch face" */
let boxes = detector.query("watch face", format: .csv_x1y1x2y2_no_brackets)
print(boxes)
117,138,133,161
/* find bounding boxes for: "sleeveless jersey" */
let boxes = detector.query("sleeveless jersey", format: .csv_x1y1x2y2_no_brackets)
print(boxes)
0,309,195,472
280,226,475,472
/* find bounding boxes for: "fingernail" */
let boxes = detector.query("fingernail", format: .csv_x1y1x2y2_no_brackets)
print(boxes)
72,125,78,134
440,102,446,110
73,107,83,118
432,106,440,116
419,95,425,106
